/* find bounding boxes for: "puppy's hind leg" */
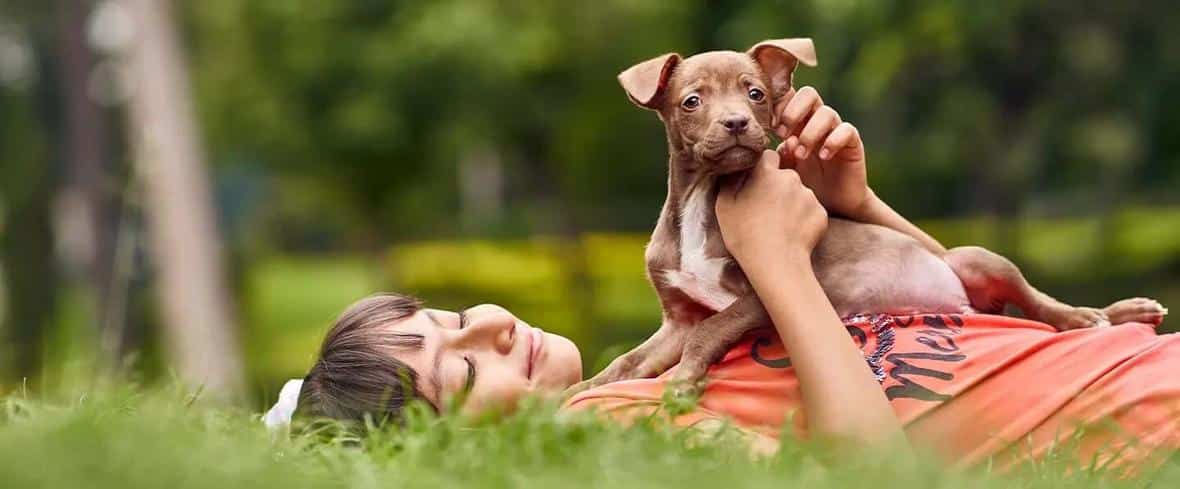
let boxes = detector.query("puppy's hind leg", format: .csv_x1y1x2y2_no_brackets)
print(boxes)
944,246,1109,330
1104,297,1168,326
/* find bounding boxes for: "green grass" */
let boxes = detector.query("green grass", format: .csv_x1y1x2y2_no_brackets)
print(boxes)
0,386,1177,489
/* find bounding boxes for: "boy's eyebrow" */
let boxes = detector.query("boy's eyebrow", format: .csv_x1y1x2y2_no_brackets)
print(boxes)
424,311,446,405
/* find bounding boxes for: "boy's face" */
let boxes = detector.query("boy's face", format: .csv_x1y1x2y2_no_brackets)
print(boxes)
385,304,582,414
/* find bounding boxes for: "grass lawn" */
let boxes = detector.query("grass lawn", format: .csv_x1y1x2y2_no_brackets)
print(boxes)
0,386,1177,489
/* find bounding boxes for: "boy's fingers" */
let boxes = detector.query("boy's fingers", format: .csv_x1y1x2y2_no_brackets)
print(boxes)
819,122,857,160
775,140,790,161
774,96,792,118
772,94,795,134
779,86,822,134
775,124,790,140
787,136,803,163
748,150,780,185
772,97,789,132
777,139,799,169
797,106,841,159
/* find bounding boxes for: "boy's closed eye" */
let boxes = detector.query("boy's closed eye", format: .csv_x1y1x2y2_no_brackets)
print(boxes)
457,310,476,397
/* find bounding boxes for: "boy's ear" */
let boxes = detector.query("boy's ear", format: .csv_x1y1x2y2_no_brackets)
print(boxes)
746,38,818,98
618,53,681,110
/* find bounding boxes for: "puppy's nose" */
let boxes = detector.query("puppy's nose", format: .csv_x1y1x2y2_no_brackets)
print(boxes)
721,115,749,135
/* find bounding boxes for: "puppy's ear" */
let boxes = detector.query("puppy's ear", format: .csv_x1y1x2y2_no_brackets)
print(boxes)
746,38,818,97
618,53,681,110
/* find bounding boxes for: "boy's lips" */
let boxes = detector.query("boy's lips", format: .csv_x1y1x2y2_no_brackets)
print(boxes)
527,326,544,380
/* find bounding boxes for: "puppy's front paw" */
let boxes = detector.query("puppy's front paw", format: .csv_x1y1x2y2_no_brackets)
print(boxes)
564,340,685,398
663,375,706,417
564,368,628,399
564,355,638,398
664,361,709,406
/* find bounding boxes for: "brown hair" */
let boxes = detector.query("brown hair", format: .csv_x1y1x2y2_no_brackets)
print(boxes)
297,293,433,424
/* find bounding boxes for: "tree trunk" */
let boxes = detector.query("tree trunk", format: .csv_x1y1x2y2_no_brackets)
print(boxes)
122,0,243,401
55,0,126,367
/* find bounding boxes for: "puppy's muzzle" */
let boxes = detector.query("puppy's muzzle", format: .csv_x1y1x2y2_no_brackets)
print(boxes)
721,115,750,135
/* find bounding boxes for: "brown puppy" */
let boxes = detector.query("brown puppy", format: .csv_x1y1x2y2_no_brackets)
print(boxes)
571,38,1167,396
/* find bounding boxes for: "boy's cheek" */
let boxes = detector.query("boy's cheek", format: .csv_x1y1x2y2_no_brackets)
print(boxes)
462,376,529,416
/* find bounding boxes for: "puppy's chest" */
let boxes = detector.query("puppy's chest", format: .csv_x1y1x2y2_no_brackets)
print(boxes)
652,188,740,313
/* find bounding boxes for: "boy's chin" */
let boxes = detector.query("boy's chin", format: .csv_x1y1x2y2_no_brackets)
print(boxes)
538,333,583,390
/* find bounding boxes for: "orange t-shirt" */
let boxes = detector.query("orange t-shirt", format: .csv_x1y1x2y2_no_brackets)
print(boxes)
563,314,1180,471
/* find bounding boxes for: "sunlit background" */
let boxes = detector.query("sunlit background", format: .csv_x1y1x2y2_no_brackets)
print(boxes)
1,0,1179,406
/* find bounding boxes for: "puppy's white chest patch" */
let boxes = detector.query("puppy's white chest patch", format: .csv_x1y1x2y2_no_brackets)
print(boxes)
661,187,738,312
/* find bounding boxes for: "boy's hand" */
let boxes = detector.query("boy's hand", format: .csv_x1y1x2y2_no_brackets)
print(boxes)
774,86,874,220
715,150,828,268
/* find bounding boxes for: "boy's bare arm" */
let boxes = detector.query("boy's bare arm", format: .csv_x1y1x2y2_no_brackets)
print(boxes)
716,152,909,450
852,192,946,254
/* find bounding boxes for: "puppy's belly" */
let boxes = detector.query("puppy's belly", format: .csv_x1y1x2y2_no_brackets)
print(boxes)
816,220,970,318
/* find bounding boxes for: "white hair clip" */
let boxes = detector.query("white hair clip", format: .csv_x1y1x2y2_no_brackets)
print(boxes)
262,378,304,430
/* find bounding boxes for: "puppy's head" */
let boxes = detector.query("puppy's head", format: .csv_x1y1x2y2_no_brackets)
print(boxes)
620,38,817,174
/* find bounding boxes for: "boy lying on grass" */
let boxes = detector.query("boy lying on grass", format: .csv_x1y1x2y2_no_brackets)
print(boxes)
268,89,1175,474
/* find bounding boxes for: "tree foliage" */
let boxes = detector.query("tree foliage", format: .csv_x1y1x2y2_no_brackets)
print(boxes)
179,0,1180,246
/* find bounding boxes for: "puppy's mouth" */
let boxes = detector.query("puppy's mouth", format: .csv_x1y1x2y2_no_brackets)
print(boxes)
701,143,761,173
708,144,757,159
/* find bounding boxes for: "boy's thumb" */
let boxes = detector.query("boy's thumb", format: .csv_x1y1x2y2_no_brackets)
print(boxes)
757,149,781,174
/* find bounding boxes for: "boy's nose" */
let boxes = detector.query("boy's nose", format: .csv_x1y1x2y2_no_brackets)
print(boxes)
460,306,516,354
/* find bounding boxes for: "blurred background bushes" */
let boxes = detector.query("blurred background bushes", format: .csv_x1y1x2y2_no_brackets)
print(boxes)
1,0,1179,405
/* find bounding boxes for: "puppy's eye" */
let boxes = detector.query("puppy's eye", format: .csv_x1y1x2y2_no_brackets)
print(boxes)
681,95,701,110
748,87,766,102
